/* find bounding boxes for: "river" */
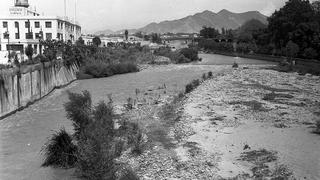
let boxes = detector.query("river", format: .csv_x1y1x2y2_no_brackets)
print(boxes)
0,54,276,180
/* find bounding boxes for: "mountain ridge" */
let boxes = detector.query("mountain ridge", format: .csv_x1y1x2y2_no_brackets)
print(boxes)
95,9,268,35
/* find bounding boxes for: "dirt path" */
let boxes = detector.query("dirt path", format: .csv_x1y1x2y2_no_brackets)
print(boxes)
177,66,320,179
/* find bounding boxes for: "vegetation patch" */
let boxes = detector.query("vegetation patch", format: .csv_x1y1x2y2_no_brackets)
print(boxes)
274,122,290,129
263,92,294,101
238,82,297,93
229,100,269,112
183,142,201,157
238,149,293,179
209,116,224,125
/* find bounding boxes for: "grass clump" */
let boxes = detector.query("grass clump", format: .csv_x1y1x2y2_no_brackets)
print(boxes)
41,128,77,168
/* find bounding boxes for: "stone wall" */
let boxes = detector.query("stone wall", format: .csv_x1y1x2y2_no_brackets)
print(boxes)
0,61,79,119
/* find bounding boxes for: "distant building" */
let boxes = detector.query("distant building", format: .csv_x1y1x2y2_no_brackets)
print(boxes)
0,0,81,64
81,35,143,47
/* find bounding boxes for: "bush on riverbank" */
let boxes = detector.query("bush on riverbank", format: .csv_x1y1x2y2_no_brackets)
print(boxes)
43,91,144,179
81,58,139,78
154,47,199,64
77,45,153,79
179,48,199,61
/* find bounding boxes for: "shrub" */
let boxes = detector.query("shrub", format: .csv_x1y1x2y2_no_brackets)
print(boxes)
202,73,207,81
179,48,199,61
41,128,77,168
64,91,92,140
232,62,239,68
44,91,145,179
185,79,200,94
154,47,191,64
82,60,139,78
76,101,120,180
208,71,213,78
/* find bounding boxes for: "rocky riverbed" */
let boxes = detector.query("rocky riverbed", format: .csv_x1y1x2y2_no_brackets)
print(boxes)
119,65,320,180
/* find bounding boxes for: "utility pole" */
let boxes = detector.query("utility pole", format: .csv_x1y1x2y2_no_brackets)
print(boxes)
74,0,77,23
64,0,67,18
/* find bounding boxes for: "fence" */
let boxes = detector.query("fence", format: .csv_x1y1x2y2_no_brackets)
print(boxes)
0,61,79,119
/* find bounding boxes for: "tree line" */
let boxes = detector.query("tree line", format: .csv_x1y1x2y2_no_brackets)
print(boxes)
198,0,320,60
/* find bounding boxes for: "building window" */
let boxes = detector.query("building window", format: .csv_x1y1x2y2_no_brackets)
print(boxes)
26,32,33,39
35,33,40,39
15,22,19,28
3,22,8,28
46,33,52,40
35,22,40,28
3,33,9,39
25,21,30,28
15,33,20,39
45,21,52,28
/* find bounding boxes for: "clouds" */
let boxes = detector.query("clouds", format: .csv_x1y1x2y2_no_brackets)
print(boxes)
0,0,287,32
261,0,287,15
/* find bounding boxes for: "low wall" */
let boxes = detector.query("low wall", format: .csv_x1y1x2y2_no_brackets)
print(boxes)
0,61,79,119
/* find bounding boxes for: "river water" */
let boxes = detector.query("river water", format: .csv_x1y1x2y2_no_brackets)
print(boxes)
0,54,275,180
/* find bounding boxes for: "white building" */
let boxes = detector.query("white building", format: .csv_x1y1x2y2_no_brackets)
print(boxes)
0,0,81,64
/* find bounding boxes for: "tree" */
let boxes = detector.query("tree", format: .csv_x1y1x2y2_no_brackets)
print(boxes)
92,36,101,47
76,37,85,46
25,44,34,61
286,40,300,60
200,26,220,39
143,35,150,41
268,0,316,48
134,31,143,39
312,1,320,14
124,30,129,41
151,33,162,44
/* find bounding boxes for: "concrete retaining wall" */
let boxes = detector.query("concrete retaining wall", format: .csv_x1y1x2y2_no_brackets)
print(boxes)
0,61,79,119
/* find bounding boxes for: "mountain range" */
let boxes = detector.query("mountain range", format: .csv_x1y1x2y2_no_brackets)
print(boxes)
95,9,268,35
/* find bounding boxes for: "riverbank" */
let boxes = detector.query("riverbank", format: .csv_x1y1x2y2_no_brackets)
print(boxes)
116,65,320,179
209,51,320,75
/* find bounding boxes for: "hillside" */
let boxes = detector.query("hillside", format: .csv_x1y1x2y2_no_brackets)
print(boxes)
95,9,268,35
